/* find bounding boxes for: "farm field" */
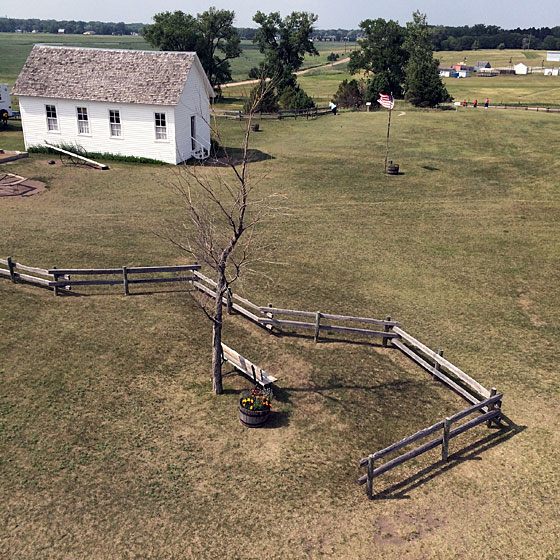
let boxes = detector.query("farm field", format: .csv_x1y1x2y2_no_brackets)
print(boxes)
2,32,559,109
436,48,551,69
1,104,559,557
0,32,355,89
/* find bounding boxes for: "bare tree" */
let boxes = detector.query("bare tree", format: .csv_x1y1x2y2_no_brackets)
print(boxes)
164,84,281,394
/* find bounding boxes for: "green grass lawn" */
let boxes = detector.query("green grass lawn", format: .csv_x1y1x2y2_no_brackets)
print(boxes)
1,105,559,558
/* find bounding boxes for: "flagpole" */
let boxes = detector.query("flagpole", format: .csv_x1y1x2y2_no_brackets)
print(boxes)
384,92,393,172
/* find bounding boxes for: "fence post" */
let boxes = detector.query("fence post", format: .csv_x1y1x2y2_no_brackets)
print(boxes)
442,417,451,461
487,387,497,427
191,262,198,287
267,303,274,332
314,311,322,343
123,266,129,296
226,288,232,315
366,454,375,499
382,316,391,347
7,257,16,283
434,349,444,378
52,265,59,296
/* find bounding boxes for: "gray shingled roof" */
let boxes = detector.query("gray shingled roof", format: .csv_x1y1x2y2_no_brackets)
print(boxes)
13,45,203,105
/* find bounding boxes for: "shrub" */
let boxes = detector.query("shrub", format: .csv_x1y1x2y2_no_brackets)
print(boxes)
243,81,279,113
333,79,366,108
277,85,315,110
27,143,168,165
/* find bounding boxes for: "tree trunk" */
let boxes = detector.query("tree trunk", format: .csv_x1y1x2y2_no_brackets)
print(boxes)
211,271,226,394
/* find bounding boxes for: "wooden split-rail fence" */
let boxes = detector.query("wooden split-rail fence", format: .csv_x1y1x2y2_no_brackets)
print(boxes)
358,392,503,499
212,106,332,121
190,271,508,500
3,259,506,495
192,270,401,344
0,257,200,295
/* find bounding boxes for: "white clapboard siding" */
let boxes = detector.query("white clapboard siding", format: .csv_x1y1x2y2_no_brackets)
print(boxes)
175,61,212,163
18,97,179,164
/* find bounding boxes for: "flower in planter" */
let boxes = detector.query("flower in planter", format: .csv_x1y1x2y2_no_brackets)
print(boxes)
240,386,273,411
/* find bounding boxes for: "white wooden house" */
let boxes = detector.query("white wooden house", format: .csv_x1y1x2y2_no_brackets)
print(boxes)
514,62,529,75
13,45,215,164
438,67,456,78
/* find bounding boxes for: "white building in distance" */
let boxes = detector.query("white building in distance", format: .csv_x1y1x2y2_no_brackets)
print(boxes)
13,45,215,164
514,62,530,75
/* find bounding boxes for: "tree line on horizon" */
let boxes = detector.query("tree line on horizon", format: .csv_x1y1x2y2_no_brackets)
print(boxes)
2,16,560,51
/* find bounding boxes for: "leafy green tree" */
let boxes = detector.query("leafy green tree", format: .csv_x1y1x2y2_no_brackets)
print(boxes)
196,8,242,91
348,18,407,99
142,8,241,91
252,11,318,93
142,11,199,51
403,11,451,107
543,35,559,50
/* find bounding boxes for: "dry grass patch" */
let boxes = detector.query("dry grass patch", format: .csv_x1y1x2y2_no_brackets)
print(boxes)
1,109,559,558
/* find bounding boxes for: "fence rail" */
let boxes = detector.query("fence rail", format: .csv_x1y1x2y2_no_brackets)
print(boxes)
357,392,503,499
192,270,267,325
257,308,401,344
1,257,200,295
212,106,332,121
0,257,54,287
391,326,490,403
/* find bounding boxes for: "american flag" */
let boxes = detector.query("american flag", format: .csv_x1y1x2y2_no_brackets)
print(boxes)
378,93,394,110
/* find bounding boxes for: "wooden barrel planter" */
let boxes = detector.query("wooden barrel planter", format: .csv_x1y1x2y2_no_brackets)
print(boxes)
239,401,270,428
386,161,400,175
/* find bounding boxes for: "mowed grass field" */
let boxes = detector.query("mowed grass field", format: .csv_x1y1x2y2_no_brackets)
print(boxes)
1,102,559,557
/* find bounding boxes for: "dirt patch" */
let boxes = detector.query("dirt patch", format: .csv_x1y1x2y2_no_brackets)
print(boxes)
518,291,546,327
0,173,47,198
0,150,28,164
373,511,447,546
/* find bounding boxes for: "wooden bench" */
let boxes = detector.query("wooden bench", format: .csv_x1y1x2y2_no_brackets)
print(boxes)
221,343,278,387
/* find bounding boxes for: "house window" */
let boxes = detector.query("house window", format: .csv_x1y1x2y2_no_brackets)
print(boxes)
46,105,58,131
191,116,196,151
155,112,167,140
76,107,89,134
109,109,121,137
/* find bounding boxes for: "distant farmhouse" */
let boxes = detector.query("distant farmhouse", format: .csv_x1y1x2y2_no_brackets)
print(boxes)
438,66,456,78
13,46,215,164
